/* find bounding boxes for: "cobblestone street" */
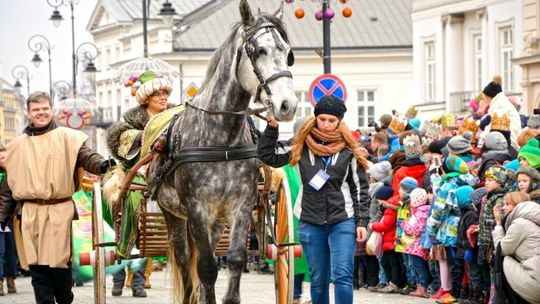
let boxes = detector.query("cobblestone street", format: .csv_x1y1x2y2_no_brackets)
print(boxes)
3,267,433,304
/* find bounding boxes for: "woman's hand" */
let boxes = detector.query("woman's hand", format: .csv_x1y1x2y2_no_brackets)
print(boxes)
493,205,502,226
265,115,278,128
357,226,368,242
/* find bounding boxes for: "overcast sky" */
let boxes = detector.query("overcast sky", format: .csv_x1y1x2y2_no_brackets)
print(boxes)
0,0,98,95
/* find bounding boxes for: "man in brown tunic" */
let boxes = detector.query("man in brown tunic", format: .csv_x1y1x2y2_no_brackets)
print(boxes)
0,92,115,304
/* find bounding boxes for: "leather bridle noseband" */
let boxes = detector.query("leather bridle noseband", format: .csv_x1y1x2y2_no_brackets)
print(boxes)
186,19,294,118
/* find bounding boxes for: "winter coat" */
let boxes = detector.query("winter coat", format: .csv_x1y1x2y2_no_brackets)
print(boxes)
486,92,523,149
457,206,480,259
395,199,412,253
257,125,370,228
391,158,427,196
401,204,430,259
371,196,401,251
478,188,505,247
492,201,540,304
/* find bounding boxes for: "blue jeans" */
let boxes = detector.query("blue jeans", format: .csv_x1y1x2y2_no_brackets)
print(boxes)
298,218,356,304
113,266,145,291
0,226,18,278
294,273,304,299
402,253,416,284
410,255,430,287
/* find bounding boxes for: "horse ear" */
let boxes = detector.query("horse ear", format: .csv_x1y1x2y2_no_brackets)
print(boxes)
240,0,255,25
273,2,284,20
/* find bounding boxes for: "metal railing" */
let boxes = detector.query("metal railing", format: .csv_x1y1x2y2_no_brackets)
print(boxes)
90,106,115,128
449,90,476,115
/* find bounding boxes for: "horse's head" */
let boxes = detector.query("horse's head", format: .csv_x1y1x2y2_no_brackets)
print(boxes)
236,0,298,122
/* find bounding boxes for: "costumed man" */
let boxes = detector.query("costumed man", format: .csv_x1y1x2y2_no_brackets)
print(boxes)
0,92,115,304
104,70,179,298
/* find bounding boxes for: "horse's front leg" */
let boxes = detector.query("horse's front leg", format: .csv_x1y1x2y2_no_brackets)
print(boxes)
223,200,255,304
187,201,218,304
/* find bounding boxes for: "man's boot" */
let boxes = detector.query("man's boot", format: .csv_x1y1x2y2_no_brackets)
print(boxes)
112,284,123,297
6,277,16,293
144,258,152,289
0,279,4,296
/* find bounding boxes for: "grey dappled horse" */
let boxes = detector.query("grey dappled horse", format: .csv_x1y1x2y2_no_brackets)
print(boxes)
147,1,297,303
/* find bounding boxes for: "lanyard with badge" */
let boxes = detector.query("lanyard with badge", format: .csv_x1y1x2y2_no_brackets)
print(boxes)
309,155,332,191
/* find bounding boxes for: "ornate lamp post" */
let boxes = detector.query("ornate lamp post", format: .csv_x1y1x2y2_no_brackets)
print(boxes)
285,0,353,74
28,34,53,97
11,65,31,97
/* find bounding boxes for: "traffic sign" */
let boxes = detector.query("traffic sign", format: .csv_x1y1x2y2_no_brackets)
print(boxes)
308,74,348,106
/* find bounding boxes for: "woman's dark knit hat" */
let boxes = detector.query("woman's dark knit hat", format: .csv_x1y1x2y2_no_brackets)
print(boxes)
314,95,347,119
483,75,503,98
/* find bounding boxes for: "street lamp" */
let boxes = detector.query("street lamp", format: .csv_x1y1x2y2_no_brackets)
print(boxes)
76,42,98,74
158,0,177,27
11,65,31,97
28,34,53,97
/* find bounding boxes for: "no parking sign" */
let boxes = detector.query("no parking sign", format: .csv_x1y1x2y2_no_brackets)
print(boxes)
308,74,348,106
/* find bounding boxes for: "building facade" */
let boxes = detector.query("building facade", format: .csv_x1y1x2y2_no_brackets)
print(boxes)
0,77,26,145
412,0,524,121
514,0,540,112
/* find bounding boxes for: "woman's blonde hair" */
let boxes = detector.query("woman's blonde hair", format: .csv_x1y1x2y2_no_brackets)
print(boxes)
289,116,368,169
503,191,530,206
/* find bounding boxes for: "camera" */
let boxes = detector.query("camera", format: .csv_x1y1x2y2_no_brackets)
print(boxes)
368,121,381,132
534,108,540,115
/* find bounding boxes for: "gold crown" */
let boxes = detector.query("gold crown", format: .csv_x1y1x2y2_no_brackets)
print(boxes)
441,114,457,128
388,117,406,135
458,116,480,143
491,112,510,131
406,106,418,119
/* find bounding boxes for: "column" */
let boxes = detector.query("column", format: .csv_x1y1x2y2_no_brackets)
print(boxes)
443,13,465,113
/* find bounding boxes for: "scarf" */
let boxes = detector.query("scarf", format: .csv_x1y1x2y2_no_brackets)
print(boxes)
305,127,345,157
23,120,57,136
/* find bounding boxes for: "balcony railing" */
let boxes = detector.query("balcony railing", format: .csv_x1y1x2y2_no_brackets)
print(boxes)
449,91,476,115
90,106,115,128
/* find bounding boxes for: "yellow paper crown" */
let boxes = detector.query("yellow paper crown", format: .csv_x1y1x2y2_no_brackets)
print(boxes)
458,116,480,143
441,114,457,128
406,106,418,118
491,113,510,131
388,117,406,135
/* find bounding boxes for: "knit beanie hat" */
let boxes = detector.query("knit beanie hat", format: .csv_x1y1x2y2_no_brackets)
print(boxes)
446,132,473,155
369,161,392,182
455,185,474,208
482,75,503,98
444,154,469,174
517,166,540,191
484,131,508,152
518,138,540,169
133,70,172,105
375,185,394,200
408,118,421,131
470,187,487,207
469,99,479,112
380,114,393,129
314,95,347,119
403,134,422,159
410,188,428,208
484,165,509,186
400,177,418,194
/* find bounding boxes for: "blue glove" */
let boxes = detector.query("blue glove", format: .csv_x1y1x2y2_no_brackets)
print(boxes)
464,249,473,262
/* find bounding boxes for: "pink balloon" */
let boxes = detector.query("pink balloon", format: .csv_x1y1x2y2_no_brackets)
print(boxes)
285,0,294,3
315,10,323,21
325,8,335,19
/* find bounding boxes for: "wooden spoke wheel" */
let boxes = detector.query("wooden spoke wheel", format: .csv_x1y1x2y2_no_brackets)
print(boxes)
273,176,295,304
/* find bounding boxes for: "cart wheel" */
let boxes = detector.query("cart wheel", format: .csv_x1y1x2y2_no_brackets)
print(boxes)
91,182,107,303
274,177,295,304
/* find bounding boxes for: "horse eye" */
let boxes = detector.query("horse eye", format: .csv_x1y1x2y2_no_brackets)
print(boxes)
256,47,267,57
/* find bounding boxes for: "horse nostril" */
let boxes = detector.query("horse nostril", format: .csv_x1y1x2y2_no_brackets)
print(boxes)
280,100,290,113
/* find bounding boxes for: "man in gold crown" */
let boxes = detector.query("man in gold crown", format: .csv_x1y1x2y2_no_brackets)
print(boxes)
481,75,522,149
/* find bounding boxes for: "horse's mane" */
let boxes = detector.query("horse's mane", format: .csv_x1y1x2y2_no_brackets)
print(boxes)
201,13,289,87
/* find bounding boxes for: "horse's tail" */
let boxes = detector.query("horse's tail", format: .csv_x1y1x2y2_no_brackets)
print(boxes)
168,224,200,304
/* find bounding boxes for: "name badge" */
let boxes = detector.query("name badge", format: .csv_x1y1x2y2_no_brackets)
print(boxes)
309,169,330,191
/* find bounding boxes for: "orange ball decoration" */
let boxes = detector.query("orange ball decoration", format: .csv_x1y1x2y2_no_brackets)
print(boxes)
340,0,348,3
342,7,352,18
295,8,305,19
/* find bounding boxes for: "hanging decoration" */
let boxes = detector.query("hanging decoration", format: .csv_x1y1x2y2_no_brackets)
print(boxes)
285,0,353,20
55,97,95,130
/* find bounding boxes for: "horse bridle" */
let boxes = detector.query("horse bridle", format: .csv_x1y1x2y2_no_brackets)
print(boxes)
186,20,294,118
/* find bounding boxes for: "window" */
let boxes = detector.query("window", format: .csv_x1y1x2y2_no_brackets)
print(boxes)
473,34,483,91
499,27,513,92
295,91,313,118
357,90,375,127
424,41,435,102
105,48,111,70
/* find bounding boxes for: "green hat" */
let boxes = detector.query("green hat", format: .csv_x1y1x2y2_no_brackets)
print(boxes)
444,155,469,174
518,138,540,169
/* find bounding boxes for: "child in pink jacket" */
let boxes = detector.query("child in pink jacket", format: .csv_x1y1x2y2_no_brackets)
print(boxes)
401,188,430,298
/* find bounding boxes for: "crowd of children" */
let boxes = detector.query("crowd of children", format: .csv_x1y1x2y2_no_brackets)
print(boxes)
353,75,540,304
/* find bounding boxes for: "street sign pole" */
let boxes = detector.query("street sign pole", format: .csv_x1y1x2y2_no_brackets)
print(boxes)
322,0,331,74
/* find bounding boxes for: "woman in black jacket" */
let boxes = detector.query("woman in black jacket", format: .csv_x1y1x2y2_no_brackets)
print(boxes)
257,95,370,304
